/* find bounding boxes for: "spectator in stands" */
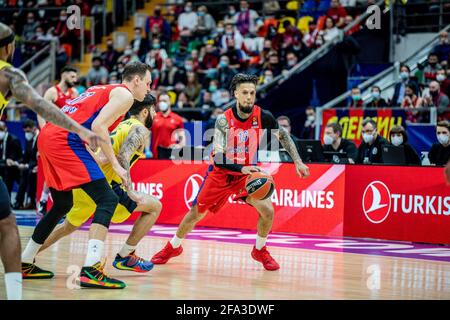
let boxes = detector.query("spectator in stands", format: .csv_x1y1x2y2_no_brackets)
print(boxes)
159,58,184,88
118,45,141,65
263,0,281,15
436,69,450,97
300,106,316,139
205,107,225,136
277,115,301,150
101,39,121,72
108,71,119,85
13,120,38,210
391,65,419,106
175,91,193,109
429,121,450,166
327,0,347,28
365,86,388,108
423,81,449,116
388,125,420,165
217,56,238,89
194,5,216,39
224,5,237,23
22,12,39,41
0,121,22,197
291,37,311,62
322,122,358,163
145,38,169,71
224,38,244,70
145,5,171,44
130,27,149,60
401,84,424,123
261,69,274,85
178,1,198,33
221,22,245,51
185,71,202,103
348,87,363,108
86,57,109,87
323,17,340,42
151,93,186,159
197,91,216,110
235,0,259,36
422,53,443,85
265,51,282,77
432,31,450,66
357,118,389,164
284,52,298,71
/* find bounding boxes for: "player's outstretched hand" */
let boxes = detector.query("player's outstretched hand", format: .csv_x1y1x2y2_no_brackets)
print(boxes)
241,166,262,175
79,128,104,152
295,160,310,178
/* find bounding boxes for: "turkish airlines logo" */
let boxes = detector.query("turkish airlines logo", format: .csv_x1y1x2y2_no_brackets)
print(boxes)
362,181,391,224
184,174,204,209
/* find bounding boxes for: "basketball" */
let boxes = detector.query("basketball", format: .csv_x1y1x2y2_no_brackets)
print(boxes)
245,172,275,200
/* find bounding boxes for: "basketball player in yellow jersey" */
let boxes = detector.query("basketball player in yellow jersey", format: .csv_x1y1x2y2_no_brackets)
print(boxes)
0,23,101,299
24,94,162,274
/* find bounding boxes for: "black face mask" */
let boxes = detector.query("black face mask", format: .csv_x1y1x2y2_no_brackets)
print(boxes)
429,62,437,67
155,10,161,16
430,90,438,96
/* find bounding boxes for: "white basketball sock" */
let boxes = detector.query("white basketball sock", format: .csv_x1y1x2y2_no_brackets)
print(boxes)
5,272,22,300
170,235,183,248
118,243,136,258
84,239,104,266
22,238,42,264
255,235,267,250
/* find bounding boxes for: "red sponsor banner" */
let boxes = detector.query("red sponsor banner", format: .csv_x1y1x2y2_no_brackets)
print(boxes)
129,161,346,236
344,165,450,244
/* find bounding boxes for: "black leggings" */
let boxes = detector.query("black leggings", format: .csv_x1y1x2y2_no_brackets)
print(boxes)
31,178,119,244
0,178,12,220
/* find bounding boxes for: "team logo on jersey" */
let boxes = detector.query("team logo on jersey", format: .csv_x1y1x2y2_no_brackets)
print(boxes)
252,116,258,128
238,130,249,143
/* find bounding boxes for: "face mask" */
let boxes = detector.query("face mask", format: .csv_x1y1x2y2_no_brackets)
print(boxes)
198,12,205,17
323,134,334,145
153,44,160,49
124,49,132,56
27,19,34,23
219,61,228,68
135,33,141,39
229,10,236,15
391,135,403,146
185,6,192,12
429,62,437,67
400,71,409,80
60,16,67,21
217,27,224,33
363,133,374,144
307,115,315,122
107,43,114,50
437,133,449,145
36,32,43,37
430,90,438,96
159,101,169,112
287,59,296,67
154,10,161,16
209,85,217,92
264,76,272,84
316,40,323,46
184,65,193,72
437,74,446,82
371,91,380,100
25,132,34,141
352,94,361,101
0,132,5,140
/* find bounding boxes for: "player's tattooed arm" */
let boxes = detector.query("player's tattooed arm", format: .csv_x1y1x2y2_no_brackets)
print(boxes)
212,114,229,155
277,126,310,178
117,125,148,183
4,67,81,133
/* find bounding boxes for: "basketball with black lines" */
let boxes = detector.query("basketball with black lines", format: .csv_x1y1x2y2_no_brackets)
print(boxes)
245,172,275,200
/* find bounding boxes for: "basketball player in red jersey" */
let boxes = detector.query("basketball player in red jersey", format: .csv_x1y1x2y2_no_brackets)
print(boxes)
38,66,79,128
0,23,101,300
21,62,152,289
37,66,80,215
152,74,310,271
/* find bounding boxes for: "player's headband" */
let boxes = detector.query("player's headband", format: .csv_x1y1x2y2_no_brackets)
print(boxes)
0,32,15,48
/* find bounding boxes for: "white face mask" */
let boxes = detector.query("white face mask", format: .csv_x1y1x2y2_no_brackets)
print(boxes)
307,115,315,122
0,131,5,140
363,133,374,144
391,135,403,146
437,133,449,145
159,101,169,112
323,134,334,145
25,132,34,141
436,74,446,82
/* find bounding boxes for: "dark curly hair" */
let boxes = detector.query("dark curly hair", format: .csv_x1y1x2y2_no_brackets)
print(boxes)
229,73,259,95
129,93,156,115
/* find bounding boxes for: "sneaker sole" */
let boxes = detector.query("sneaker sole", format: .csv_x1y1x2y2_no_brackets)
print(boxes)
151,248,183,264
112,263,154,273
22,274,54,279
80,281,126,289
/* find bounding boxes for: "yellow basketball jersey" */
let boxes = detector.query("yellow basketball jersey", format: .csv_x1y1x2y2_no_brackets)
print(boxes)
0,59,12,117
101,117,145,184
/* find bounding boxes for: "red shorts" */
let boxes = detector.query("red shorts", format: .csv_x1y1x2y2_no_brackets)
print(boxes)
193,165,249,214
38,124,104,191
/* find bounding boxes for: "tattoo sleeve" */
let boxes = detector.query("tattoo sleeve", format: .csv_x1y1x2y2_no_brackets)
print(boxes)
117,125,148,184
212,114,244,172
4,67,81,133
278,126,302,162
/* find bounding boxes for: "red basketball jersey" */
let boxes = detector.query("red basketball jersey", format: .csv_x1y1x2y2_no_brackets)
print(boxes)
222,105,263,166
53,85,78,109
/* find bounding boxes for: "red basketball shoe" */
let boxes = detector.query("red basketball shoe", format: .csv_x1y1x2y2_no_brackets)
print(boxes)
151,242,183,264
251,246,280,271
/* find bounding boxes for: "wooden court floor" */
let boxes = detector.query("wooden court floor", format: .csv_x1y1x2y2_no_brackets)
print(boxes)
1,226,450,300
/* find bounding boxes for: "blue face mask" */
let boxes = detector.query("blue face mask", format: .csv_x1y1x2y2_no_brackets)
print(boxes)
371,91,380,100
209,85,217,92
198,12,205,17
219,61,228,68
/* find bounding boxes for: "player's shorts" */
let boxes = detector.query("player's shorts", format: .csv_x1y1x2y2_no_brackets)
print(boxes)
38,125,104,191
192,165,249,214
66,181,138,227
0,178,12,220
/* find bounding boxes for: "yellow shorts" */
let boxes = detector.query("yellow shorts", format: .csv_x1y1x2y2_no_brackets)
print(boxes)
66,182,138,227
